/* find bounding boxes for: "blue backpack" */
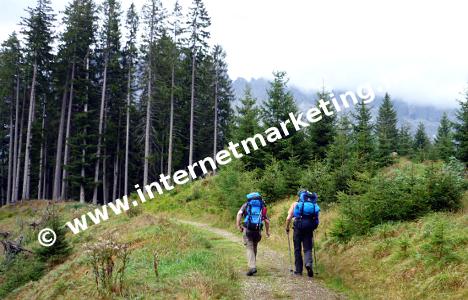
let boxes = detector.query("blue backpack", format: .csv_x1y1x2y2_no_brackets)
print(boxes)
243,192,264,231
294,191,320,221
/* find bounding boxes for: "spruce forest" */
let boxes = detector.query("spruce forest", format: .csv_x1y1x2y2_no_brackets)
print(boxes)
0,0,233,205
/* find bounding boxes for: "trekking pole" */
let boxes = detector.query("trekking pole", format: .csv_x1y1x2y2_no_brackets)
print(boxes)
312,232,318,275
287,231,293,273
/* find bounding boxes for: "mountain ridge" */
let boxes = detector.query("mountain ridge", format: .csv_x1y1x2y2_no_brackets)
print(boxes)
232,77,457,138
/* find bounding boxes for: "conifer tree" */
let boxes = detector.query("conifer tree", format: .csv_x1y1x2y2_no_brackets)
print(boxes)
453,96,468,163
187,0,211,167
398,123,413,156
262,71,307,162
434,113,455,161
21,0,55,200
62,0,97,203
234,86,263,169
141,0,165,186
0,33,22,204
211,45,233,162
167,0,183,177
352,100,375,166
327,115,356,194
93,0,123,204
308,88,336,160
376,93,398,165
413,122,430,161
56,0,97,201
123,2,138,195
262,71,297,126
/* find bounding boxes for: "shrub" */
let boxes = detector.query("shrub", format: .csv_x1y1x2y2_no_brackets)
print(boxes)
258,159,288,201
34,206,71,264
126,204,142,218
0,254,45,298
331,161,466,242
85,237,131,296
425,159,465,212
212,162,260,216
300,160,337,203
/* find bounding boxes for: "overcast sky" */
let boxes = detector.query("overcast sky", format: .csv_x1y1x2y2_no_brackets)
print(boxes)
1,0,468,108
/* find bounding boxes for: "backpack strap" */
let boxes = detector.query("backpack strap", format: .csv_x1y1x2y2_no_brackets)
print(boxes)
298,196,304,218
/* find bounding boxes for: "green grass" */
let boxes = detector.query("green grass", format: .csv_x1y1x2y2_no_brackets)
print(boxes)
143,169,468,300
0,202,242,300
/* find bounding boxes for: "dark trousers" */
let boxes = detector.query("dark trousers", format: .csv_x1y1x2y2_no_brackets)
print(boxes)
293,227,313,274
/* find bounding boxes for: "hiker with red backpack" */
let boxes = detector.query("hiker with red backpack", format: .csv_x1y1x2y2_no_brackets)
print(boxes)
236,192,270,276
285,190,320,277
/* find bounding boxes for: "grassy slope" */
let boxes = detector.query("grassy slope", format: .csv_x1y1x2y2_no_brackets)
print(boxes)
146,176,468,300
1,167,466,299
0,201,242,299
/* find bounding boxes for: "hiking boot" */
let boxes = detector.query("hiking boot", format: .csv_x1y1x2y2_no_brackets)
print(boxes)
305,264,314,277
246,268,257,276
293,271,302,276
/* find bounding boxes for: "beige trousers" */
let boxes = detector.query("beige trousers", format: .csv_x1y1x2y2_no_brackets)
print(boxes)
243,229,261,269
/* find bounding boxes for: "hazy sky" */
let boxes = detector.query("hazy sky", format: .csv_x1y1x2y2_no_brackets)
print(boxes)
1,0,468,108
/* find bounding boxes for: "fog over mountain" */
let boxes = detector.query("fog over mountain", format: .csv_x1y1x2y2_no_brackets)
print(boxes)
232,77,457,138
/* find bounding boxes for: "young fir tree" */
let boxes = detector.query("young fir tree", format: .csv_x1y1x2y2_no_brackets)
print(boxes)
375,93,398,165
186,0,211,167
21,0,55,200
234,85,263,169
413,122,430,161
262,71,307,163
453,95,468,163
326,115,357,195
308,88,336,160
434,112,455,161
352,100,375,168
398,123,413,157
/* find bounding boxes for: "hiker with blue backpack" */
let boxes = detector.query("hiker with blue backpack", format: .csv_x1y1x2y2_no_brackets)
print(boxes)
285,190,320,277
236,192,270,276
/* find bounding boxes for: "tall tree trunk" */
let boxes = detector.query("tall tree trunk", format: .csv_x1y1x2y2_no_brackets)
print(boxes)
12,81,26,203
37,102,46,199
124,66,131,195
92,56,108,205
103,119,108,205
102,103,108,205
112,145,119,201
11,72,21,203
61,62,75,200
6,93,14,204
167,61,175,176
80,55,89,204
112,112,121,201
212,68,218,174
189,50,196,166
52,72,70,200
144,18,156,187
143,66,152,186
1,163,4,205
41,138,48,199
22,63,38,200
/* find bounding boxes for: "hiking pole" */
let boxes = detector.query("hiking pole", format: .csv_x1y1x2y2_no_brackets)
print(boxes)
312,232,318,275
287,231,294,273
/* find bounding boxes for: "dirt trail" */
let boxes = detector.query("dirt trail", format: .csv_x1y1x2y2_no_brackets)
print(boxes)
179,220,345,300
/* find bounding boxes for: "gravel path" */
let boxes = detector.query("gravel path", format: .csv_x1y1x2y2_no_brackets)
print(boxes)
179,220,346,300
